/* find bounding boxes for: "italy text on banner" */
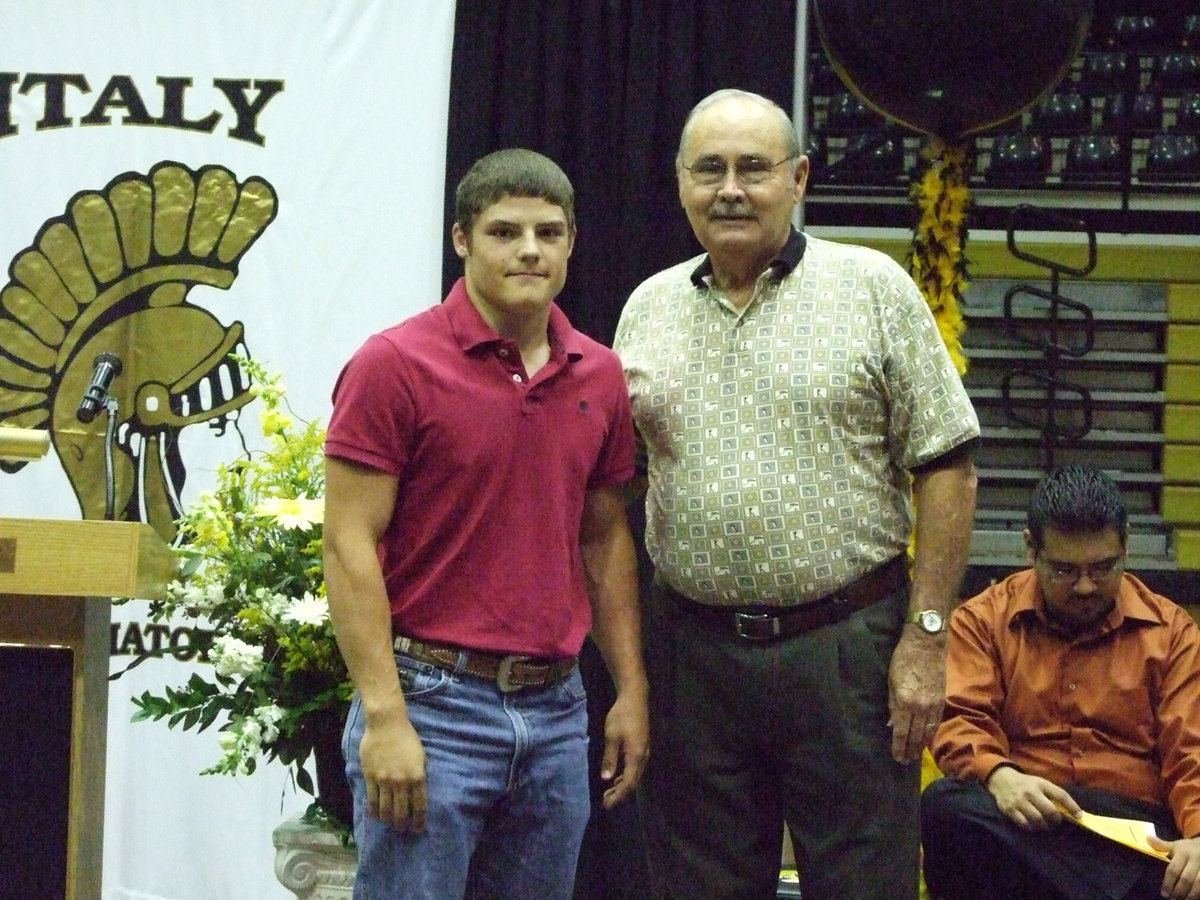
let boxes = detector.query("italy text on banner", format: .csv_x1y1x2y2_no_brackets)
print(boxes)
0,2,454,897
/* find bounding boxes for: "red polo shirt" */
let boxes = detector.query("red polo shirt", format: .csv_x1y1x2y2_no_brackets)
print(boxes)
325,277,635,658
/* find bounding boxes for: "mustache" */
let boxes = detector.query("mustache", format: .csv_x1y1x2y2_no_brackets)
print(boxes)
708,201,756,219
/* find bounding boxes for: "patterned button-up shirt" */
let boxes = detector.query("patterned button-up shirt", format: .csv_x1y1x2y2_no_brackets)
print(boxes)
614,230,980,606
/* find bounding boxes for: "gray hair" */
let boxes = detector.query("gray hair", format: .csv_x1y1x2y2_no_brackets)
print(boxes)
676,89,801,169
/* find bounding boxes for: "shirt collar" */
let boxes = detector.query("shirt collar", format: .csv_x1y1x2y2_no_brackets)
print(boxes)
1010,570,1163,638
444,276,583,361
689,227,807,288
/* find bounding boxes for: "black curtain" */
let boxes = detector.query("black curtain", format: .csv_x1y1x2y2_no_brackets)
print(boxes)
443,0,798,345
444,4,798,897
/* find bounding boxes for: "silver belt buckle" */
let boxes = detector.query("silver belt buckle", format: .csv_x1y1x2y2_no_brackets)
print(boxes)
733,611,781,641
496,655,534,692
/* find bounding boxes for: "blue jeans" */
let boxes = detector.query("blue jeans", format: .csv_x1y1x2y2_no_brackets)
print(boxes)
343,650,591,900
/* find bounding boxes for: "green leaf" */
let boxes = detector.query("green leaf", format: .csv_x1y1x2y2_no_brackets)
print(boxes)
198,704,223,730
179,554,204,579
295,766,315,796
181,707,204,730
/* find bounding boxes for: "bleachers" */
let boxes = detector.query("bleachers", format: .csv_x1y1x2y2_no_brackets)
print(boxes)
804,2,1200,581
957,233,1178,571
804,3,1200,227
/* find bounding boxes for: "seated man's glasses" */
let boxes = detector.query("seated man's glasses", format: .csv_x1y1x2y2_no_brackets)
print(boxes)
683,155,796,186
1040,554,1124,586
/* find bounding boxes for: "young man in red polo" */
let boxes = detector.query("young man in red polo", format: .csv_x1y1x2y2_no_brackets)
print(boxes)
323,148,648,900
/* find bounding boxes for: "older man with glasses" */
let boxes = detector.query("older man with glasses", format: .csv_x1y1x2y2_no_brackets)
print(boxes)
923,464,1200,900
614,88,980,899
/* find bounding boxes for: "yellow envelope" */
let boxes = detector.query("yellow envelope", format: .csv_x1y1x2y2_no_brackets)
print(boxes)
1067,809,1171,862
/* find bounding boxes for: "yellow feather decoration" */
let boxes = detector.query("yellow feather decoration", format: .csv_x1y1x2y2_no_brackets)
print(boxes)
907,137,972,376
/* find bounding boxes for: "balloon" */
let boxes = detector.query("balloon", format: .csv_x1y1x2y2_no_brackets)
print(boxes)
813,0,1094,139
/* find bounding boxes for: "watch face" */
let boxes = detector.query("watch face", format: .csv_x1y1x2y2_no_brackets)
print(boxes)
919,610,944,633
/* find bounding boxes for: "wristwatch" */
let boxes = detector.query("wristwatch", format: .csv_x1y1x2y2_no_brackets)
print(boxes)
906,609,947,634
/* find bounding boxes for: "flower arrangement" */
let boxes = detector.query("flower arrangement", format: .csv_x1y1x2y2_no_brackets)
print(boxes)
128,356,352,823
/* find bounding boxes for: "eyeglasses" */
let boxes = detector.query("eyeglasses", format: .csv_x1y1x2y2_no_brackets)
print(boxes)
1040,555,1124,586
683,155,796,186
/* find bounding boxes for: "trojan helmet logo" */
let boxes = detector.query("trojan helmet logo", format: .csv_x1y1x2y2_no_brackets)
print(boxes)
0,161,277,540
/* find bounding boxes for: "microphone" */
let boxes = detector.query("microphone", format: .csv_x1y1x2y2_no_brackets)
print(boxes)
76,352,123,423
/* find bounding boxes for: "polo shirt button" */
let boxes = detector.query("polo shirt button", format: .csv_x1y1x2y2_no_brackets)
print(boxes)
1068,683,1077,691
498,348,509,357
512,373,523,383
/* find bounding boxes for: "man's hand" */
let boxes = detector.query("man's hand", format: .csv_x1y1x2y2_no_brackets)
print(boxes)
599,689,649,809
360,709,428,832
985,765,1080,830
1151,835,1200,899
888,627,948,762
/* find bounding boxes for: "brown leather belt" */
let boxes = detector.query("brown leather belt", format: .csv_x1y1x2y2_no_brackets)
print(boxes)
659,554,909,642
392,635,578,693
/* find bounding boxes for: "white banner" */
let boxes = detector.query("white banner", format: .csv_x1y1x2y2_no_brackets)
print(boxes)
0,2,455,897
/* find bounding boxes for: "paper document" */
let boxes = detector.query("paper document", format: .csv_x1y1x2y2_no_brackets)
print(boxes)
1067,809,1171,861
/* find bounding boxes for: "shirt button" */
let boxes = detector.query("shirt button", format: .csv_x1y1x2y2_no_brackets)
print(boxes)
1068,683,1077,691
498,348,509,358
512,373,523,383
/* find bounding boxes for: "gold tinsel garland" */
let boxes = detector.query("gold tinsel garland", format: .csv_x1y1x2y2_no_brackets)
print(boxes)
906,137,972,376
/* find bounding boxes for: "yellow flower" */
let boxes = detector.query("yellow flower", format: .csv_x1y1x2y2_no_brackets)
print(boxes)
260,408,293,436
248,374,285,407
255,496,324,529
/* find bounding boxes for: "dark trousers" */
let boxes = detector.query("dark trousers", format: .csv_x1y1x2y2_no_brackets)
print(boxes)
921,777,1178,900
641,578,919,900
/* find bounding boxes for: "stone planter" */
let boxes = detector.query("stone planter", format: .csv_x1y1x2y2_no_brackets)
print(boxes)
273,815,356,899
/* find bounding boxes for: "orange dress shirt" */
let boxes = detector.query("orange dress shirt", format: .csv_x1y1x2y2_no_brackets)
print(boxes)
932,569,1200,838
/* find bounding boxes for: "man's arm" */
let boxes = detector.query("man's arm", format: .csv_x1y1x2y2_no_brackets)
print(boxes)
323,456,427,832
579,483,649,808
1149,611,1200,897
929,576,1084,828
888,453,977,762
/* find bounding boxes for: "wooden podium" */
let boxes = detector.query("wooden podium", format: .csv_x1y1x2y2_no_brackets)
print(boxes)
0,518,176,900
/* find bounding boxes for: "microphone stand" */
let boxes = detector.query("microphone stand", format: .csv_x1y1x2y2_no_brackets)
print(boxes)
103,396,119,521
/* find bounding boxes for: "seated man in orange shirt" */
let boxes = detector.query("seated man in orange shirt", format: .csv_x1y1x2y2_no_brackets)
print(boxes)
923,465,1200,900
